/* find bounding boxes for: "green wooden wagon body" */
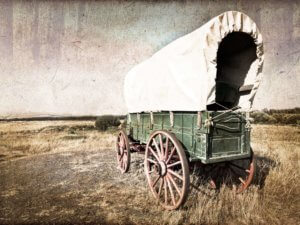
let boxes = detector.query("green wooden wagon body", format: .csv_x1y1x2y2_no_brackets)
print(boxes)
126,111,251,164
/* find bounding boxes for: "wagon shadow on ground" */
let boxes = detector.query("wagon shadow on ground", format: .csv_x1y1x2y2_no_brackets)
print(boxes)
188,154,277,194
127,154,278,196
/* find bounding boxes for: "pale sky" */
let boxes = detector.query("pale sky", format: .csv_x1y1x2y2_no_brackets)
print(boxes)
0,0,299,118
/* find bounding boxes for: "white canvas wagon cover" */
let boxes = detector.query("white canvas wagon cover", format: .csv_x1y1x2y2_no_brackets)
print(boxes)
124,11,264,113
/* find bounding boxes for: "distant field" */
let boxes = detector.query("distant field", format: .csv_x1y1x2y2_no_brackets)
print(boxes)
0,121,299,225
0,121,114,161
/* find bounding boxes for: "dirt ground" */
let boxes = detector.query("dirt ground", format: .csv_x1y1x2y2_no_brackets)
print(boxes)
0,121,299,225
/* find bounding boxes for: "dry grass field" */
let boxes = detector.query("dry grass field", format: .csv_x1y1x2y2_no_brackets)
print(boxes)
0,121,299,225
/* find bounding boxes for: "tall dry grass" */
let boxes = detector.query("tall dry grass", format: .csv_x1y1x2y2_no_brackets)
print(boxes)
101,124,299,225
0,121,116,161
157,125,299,225
0,122,299,224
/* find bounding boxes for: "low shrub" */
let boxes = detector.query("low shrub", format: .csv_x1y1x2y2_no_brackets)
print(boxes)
281,114,300,124
251,111,277,124
95,115,126,131
251,110,300,125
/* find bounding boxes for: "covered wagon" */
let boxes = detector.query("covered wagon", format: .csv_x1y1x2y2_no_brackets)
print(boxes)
116,11,264,210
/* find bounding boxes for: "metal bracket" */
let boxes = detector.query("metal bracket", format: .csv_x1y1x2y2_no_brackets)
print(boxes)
197,111,202,128
204,118,213,127
204,117,213,134
170,111,174,127
137,113,140,125
246,111,250,119
128,114,131,124
150,112,154,129
245,111,252,130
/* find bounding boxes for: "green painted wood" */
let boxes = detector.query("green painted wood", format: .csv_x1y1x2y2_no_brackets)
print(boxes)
126,111,251,164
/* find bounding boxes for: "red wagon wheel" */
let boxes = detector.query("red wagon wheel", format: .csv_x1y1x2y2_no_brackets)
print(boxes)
145,131,190,210
208,151,255,192
116,130,131,174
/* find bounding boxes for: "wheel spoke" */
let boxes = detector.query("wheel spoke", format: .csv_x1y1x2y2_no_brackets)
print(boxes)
165,137,169,160
164,177,168,204
168,169,183,180
123,160,127,170
166,177,176,206
121,159,124,170
167,161,181,168
167,173,181,196
166,147,176,164
148,169,155,174
119,155,123,162
152,138,162,159
120,135,125,148
239,177,246,185
147,158,157,164
209,179,217,189
158,178,164,196
159,134,164,159
119,151,125,161
152,175,161,187
149,146,160,162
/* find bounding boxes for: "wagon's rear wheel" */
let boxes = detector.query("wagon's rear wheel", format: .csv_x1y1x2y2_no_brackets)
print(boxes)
145,131,190,210
116,130,131,174
208,151,255,192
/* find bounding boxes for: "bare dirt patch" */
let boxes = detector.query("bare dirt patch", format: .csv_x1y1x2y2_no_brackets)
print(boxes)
0,121,299,224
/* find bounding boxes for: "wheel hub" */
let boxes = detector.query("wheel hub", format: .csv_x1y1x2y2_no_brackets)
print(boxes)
158,161,167,176
118,146,123,156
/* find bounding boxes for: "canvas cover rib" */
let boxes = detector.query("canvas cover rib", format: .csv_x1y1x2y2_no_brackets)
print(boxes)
124,11,264,113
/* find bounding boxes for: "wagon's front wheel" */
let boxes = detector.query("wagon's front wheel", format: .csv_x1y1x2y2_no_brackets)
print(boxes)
145,131,190,210
116,130,131,174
